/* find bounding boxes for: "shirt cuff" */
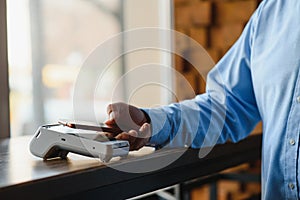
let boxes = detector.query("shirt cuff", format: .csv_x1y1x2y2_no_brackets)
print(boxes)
141,108,171,147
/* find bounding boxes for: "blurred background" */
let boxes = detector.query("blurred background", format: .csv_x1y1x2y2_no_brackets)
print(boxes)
7,0,262,138
8,0,122,136
5,0,263,199
7,0,172,137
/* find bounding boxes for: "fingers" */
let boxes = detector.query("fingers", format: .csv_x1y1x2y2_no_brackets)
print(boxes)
103,132,117,139
115,130,137,150
106,103,114,115
105,103,132,130
139,123,151,138
105,103,120,125
104,104,151,150
134,123,151,150
115,130,138,140
106,103,123,116
115,123,151,151
105,111,116,125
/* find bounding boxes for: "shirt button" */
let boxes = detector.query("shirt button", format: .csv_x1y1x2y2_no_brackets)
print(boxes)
289,183,295,190
297,96,300,103
290,139,295,145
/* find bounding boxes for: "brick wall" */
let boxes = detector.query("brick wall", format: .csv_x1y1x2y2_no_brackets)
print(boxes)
173,2,263,198
174,0,261,100
174,0,263,135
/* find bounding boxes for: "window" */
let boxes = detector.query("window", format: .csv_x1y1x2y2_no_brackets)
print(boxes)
7,0,123,137
3,0,173,137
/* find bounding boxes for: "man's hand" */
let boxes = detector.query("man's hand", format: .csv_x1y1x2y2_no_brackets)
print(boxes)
105,102,151,150
115,123,151,151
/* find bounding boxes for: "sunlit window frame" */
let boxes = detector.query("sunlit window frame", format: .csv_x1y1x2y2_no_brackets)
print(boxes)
0,0,10,138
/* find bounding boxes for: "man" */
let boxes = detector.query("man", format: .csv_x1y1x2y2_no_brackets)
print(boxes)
105,0,300,199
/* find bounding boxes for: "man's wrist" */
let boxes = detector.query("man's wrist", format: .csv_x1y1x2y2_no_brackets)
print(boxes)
140,109,151,125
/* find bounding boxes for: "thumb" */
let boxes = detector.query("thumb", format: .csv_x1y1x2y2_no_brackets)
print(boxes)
105,111,117,125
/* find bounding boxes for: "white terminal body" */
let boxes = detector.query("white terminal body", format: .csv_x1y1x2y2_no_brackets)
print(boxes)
30,124,129,162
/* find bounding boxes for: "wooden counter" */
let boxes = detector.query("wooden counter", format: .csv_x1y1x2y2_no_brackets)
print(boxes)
0,135,261,199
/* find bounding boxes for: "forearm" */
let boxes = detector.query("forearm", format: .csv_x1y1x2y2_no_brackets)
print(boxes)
143,89,260,149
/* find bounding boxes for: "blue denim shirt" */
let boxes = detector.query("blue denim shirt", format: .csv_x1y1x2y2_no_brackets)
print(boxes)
144,0,300,199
